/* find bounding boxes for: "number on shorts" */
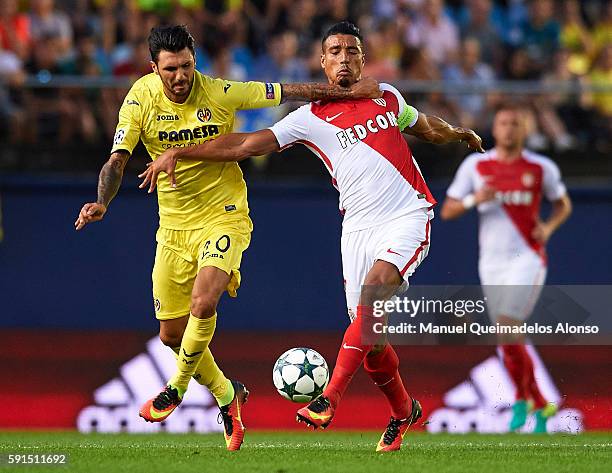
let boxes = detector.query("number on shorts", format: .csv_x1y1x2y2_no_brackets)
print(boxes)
215,235,230,253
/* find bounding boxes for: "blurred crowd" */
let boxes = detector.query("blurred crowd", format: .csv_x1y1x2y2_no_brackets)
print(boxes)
0,0,611,155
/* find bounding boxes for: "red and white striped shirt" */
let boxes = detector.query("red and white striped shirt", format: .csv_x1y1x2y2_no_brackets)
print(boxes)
269,83,435,233
447,149,567,263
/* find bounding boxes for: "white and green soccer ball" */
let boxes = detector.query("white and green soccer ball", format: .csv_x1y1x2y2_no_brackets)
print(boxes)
272,347,329,403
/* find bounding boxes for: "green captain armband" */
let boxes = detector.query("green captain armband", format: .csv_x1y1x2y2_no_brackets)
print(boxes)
397,105,418,131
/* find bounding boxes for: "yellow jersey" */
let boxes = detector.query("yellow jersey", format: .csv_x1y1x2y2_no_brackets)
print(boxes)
588,69,612,117
111,71,281,229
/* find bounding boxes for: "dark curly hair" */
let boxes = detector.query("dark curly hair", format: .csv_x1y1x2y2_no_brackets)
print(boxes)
148,25,195,63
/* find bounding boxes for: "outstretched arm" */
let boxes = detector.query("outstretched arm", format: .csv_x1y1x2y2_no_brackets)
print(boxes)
174,130,279,162
281,77,381,102
404,113,485,153
75,150,130,230
138,130,280,193
97,151,130,206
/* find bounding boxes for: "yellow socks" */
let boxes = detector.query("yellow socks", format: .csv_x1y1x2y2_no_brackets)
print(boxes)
167,315,235,406
169,313,216,392
191,348,235,406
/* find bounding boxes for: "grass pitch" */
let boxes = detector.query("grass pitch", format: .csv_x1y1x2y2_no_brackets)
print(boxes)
0,431,610,473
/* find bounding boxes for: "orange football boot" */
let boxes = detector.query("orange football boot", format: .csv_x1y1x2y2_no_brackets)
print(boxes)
376,398,423,452
219,380,249,451
296,395,335,429
139,385,183,422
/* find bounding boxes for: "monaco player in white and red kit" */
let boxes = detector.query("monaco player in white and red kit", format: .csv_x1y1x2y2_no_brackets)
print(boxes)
269,82,438,318
441,104,572,433
140,21,484,452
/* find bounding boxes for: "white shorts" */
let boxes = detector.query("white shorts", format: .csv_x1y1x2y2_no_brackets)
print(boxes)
341,208,433,321
479,250,547,322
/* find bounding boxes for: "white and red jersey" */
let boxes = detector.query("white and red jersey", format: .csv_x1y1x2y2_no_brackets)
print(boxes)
269,83,436,233
447,149,567,264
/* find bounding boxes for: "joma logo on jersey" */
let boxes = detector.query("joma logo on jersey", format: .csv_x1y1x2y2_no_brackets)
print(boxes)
158,125,219,142
336,112,398,149
157,114,179,121
496,190,534,206
202,252,225,260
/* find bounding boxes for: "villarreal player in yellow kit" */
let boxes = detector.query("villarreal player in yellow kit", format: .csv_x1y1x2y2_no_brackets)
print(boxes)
118,69,272,313
74,25,379,450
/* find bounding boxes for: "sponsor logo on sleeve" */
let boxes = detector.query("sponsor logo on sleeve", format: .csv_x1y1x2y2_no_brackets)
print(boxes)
113,129,126,145
265,82,275,100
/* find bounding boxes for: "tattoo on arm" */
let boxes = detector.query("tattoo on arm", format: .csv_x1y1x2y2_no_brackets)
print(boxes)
97,151,129,207
281,83,351,103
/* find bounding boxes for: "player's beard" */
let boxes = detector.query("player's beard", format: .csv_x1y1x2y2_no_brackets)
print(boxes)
334,65,355,89
163,75,193,102
337,76,352,88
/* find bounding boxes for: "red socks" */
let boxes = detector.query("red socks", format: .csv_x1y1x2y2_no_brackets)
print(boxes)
323,306,373,408
501,344,547,408
524,348,547,409
364,344,411,419
502,344,528,399
323,306,411,418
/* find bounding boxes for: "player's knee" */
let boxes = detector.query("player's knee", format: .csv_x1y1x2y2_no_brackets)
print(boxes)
362,275,402,305
159,332,183,348
190,295,218,319
364,276,383,289
370,273,402,287
364,266,402,288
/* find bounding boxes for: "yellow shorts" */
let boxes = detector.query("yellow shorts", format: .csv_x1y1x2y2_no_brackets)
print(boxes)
152,219,252,320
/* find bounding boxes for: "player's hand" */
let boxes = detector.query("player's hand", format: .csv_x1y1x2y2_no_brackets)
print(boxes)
532,220,553,244
138,150,178,193
350,77,382,99
74,202,107,230
475,185,497,204
459,128,485,153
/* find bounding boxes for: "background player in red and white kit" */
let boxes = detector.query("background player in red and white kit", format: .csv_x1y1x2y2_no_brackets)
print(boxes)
140,21,483,452
440,103,572,433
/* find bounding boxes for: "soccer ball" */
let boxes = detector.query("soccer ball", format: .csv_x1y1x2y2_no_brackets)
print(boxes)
272,347,329,403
